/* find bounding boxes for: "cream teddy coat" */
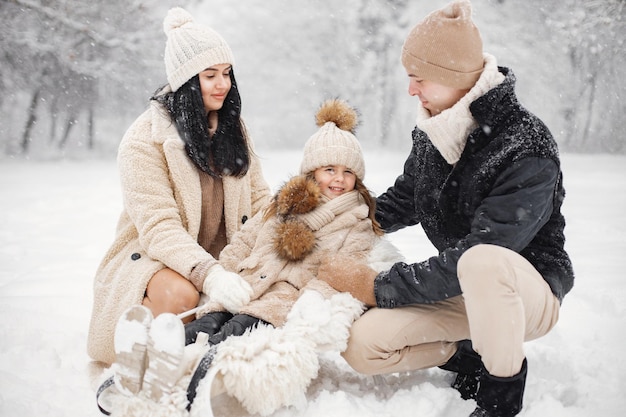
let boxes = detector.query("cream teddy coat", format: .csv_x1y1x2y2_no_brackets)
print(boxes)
87,101,270,365
197,176,379,327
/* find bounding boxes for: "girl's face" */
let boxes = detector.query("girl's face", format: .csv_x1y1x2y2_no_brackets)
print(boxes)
199,64,232,114
407,74,469,116
314,165,357,200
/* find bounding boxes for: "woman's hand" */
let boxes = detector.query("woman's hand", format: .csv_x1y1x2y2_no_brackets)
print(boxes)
203,265,253,313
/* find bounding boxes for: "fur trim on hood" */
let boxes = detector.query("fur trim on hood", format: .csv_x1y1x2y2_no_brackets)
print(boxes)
273,175,322,261
276,175,322,216
273,219,317,262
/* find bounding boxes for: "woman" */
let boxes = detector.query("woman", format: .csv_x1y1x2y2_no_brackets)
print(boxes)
87,7,271,366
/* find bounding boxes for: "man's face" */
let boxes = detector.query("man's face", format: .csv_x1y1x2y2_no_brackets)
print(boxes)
407,74,469,116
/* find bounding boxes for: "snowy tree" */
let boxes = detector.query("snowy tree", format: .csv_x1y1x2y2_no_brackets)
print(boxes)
549,0,625,152
351,0,412,145
188,0,418,147
190,0,369,146
0,0,172,155
490,0,625,152
1,0,623,157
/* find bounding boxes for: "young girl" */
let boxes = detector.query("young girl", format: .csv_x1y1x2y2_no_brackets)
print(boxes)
87,7,270,367
184,97,385,346
97,99,403,416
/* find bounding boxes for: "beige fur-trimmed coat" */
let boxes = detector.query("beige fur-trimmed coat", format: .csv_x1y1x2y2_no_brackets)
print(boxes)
87,101,270,365
197,176,379,327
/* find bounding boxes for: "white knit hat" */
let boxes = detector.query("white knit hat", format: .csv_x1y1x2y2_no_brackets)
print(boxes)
300,99,365,181
163,7,235,92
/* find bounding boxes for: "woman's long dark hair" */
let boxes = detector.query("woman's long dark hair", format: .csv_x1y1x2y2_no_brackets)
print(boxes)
151,70,250,177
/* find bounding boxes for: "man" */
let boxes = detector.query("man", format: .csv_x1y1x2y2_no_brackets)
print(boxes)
318,1,574,416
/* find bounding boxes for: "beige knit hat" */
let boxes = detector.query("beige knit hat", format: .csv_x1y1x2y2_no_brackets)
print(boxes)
401,0,484,89
300,99,365,181
163,7,235,92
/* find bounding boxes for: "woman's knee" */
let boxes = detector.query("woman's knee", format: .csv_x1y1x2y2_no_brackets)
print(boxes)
144,268,200,316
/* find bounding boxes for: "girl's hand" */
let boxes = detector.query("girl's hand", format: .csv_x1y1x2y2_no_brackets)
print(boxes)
203,265,253,313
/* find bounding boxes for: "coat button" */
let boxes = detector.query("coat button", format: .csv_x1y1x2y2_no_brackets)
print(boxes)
242,215,248,224
131,253,141,261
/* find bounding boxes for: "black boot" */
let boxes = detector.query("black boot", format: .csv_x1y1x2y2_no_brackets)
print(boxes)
208,313,269,345
439,340,483,400
470,359,528,417
184,311,233,345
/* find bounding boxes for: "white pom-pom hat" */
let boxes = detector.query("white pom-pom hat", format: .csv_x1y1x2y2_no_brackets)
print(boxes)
300,99,365,181
163,7,235,92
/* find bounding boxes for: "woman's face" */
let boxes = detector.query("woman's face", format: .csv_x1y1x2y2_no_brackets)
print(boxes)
313,165,357,200
199,64,232,114
407,74,469,116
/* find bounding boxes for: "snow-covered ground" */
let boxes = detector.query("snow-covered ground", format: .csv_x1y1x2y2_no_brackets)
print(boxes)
1,149,625,416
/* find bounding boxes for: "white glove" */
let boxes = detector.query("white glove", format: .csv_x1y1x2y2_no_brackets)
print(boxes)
202,264,253,313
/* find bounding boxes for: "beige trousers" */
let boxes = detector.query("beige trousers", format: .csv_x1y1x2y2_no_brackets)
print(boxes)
342,244,560,378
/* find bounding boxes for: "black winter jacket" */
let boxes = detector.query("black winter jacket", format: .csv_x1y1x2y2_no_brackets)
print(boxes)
374,67,574,308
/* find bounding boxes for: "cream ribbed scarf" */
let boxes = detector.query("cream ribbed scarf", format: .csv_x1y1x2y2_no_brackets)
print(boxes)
416,53,505,165
299,191,362,231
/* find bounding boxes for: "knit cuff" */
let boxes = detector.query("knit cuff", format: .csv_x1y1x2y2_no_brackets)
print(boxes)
189,258,219,291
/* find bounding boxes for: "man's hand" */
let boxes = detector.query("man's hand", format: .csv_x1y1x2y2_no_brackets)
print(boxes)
317,255,378,307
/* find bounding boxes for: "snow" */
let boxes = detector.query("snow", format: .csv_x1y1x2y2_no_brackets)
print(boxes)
0,149,625,417
114,319,149,354
148,314,185,356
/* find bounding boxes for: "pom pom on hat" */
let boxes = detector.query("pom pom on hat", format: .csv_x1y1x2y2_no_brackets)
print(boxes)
300,99,365,180
163,7,235,92
401,0,484,89
163,6,193,33
315,99,358,133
